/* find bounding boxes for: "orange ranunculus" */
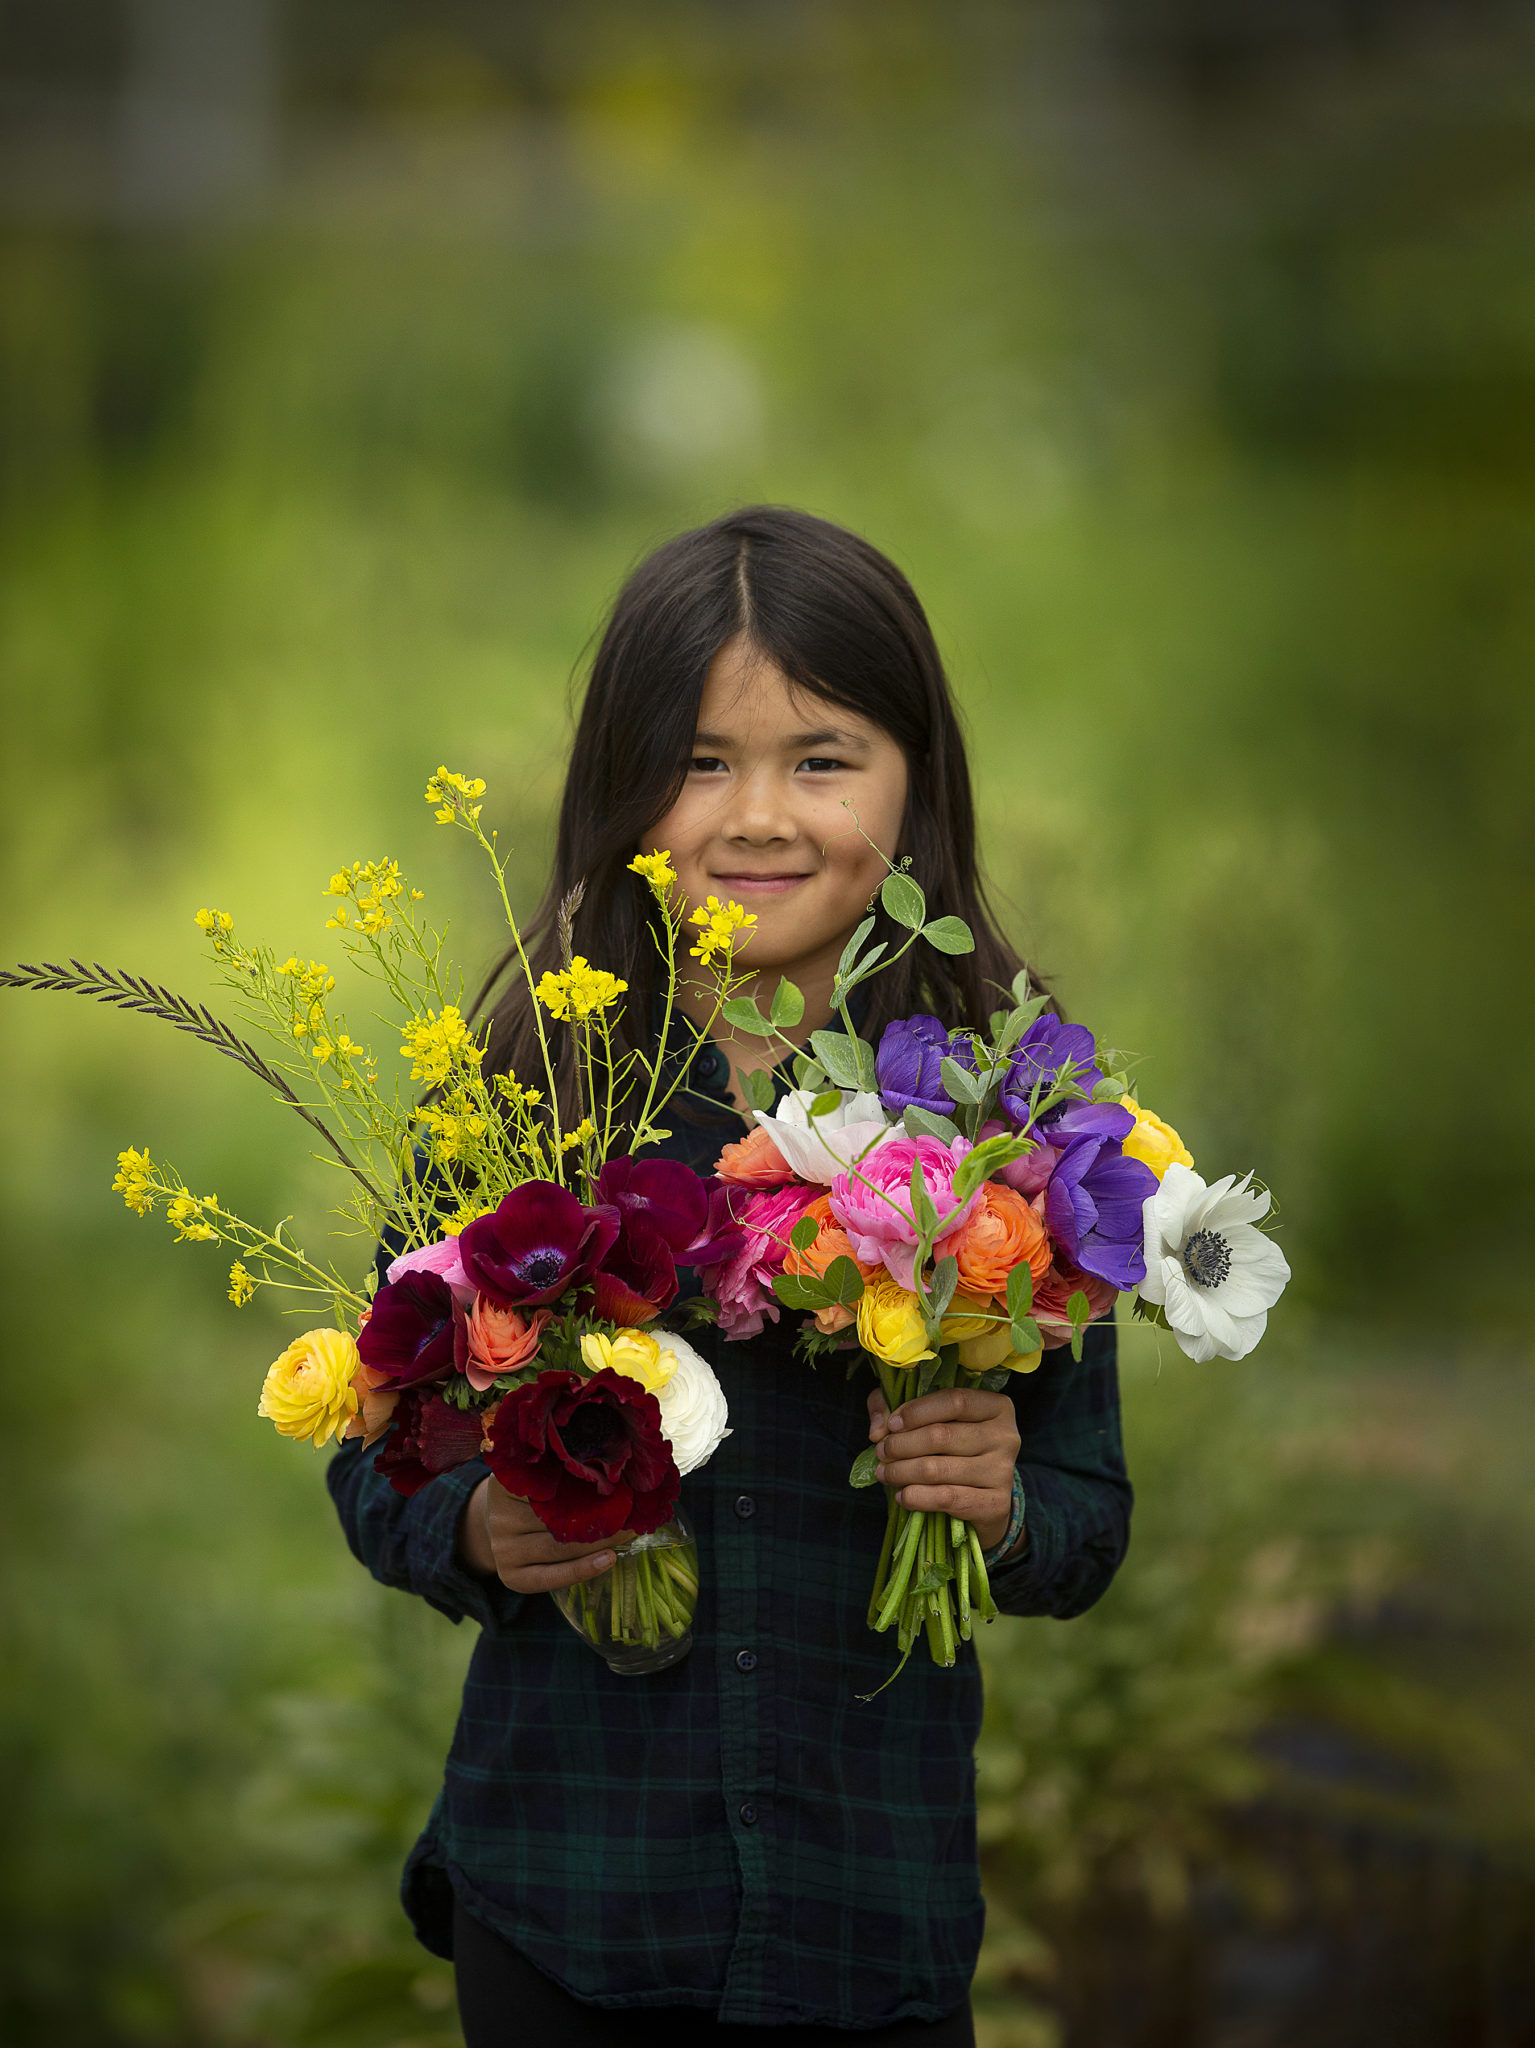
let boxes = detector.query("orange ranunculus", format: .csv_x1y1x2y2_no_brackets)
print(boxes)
949,1181,1051,1300
344,1358,402,1447
464,1295,552,1392
784,1193,881,1333
714,1123,796,1186
1033,1256,1117,1350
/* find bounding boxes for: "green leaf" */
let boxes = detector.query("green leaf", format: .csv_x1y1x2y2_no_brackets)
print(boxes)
831,940,888,1006
810,1029,864,1091
912,1558,955,1595
1006,1261,1034,1319
903,1106,959,1143
836,915,877,979
810,1088,843,1119
849,1445,881,1489
921,915,974,955
721,996,774,1038
951,1132,1033,1205
822,1255,867,1307
1067,1287,1092,1363
926,1254,959,1325
792,1053,827,1091
789,1215,819,1253
940,1056,984,1105
739,1066,776,1113
854,1037,879,1090
909,1158,940,1235
1009,1315,1043,1354
773,1273,833,1311
1092,1075,1127,1103
1011,969,1036,1006
1131,1295,1173,1331
881,871,927,929
770,977,805,1028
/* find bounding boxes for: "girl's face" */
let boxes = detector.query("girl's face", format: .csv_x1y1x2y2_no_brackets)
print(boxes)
644,635,909,983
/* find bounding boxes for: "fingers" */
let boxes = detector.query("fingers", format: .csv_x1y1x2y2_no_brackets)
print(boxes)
888,1481,1008,1529
504,1547,622,1595
867,1388,890,1440
882,1386,1009,1433
877,1418,1008,1465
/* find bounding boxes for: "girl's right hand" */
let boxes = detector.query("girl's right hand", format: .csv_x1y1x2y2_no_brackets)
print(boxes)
459,1474,633,1594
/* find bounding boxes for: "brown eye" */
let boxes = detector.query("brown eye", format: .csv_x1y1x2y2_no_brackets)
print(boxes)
799,756,845,773
690,757,727,774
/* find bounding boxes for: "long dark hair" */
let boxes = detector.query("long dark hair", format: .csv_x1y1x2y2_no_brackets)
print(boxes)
477,505,1038,1122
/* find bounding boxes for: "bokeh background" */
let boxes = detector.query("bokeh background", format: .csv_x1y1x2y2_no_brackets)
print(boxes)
3,4,1535,2044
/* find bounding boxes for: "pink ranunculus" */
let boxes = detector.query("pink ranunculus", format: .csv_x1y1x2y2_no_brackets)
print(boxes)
387,1234,474,1306
975,1116,1058,1198
701,1184,818,1340
827,1133,981,1292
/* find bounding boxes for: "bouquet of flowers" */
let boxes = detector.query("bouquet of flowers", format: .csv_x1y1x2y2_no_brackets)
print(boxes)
689,863,1292,1683
2,770,753,1674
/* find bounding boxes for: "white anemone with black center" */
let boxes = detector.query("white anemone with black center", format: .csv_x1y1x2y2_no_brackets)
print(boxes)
1138,1163,1291,1363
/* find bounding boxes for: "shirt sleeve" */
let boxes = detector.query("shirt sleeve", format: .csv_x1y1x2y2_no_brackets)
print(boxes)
985,1316,1132,1621
325,1435,526,1633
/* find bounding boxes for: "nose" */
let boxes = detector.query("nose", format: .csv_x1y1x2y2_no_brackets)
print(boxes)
718,762,798,847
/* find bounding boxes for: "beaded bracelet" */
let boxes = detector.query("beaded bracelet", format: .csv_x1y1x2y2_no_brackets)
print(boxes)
982,1470,1027,1567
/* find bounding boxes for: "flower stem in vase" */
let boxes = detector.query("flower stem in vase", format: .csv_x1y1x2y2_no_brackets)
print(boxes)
552,1508,698,1675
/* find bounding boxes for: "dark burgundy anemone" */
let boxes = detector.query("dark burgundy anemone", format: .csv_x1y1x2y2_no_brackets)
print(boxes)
459,1180,620,1308
484,1367,679,1543
589,1225,678,1326
681,1175,749,1270
595,1155,709,1251
358,1269,458,1388
374,1387,488,1497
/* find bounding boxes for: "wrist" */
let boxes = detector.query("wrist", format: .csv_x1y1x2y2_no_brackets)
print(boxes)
457,1476,496,1576
982,1472,1027,1567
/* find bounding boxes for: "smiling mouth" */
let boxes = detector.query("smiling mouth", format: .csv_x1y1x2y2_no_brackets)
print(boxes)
712,872,815,894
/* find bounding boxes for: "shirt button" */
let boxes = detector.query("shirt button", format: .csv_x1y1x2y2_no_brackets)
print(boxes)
735,1649,758,1673
734,1495,756,1520
738,1802,758,1826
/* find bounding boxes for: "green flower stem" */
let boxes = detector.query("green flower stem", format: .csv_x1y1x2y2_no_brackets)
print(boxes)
466,817,567,1174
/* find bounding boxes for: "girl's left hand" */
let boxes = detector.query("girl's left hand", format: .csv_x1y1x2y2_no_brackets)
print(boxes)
867,1386,1023,1555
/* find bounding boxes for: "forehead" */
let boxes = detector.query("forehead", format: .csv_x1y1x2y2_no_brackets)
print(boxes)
695,642,885,747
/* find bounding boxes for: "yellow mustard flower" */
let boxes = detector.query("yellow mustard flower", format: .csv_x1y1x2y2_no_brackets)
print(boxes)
257,1327,361,1448
536,957,628,1022
581,1328,678,1396
424,766,487,824
228,1262,255,1306
194,908,234,934
400,1004,482,1086
167,1191,219,1243
688,895,756,966
324,872,352,897
856,1276,936,1367
628,850,677,892
312,1038,334,1063
1119,1096,1194,1181
560,1116,598,1153
112,1146,156,1216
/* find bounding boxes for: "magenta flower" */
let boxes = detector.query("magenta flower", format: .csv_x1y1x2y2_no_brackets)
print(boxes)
700,1183,817,1339
358,1268,459,1388
459,1181,620,1308
685,1177,750,1270
827,1133,981,1292
386,1232,473,1306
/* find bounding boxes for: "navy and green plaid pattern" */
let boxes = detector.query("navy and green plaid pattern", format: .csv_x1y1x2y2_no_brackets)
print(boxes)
326,1052,1131,2029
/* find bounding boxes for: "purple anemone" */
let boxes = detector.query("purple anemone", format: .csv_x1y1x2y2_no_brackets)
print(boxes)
875,1014,976,1116
358,1268,459,1388
459,1181,620,1308
997,1016,1104,1129
1042,1105,1158,1291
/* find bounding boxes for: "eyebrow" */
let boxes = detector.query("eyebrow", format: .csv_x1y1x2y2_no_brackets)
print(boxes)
692,727,873,751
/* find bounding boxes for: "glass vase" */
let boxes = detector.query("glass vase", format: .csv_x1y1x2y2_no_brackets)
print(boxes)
551,1506,698,1675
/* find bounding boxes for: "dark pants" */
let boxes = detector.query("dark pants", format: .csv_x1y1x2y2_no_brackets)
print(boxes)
453,1899,977,2047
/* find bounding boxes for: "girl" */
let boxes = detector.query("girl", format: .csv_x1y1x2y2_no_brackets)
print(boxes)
328,506,1131,2046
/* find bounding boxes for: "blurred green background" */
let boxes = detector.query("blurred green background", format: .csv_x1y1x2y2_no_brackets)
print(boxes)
3,5,1534,2044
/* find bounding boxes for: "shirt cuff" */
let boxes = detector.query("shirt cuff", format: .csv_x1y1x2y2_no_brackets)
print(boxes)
983,1462,1066,1613
408,1458,525,1634
982,1469,1027,1568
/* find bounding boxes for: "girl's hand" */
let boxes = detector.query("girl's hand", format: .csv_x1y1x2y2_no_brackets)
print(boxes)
866,1386,1023,1555
459,1474,634,1594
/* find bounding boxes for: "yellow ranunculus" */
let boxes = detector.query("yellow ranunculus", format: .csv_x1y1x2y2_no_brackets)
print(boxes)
856,1277,936,1368
956,1323,1043,1376
581,1328,678,1396
938,1292,997,1346
1119,1096,1194,1180
258,1327,362,1448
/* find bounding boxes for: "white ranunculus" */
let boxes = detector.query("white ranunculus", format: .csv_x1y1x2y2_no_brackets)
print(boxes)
649,1329,731,1476
755,1087,894,1185
1138,1163,1291,1363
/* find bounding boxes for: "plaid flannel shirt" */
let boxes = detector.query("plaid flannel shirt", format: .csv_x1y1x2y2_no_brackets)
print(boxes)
326,1038,1131,2029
